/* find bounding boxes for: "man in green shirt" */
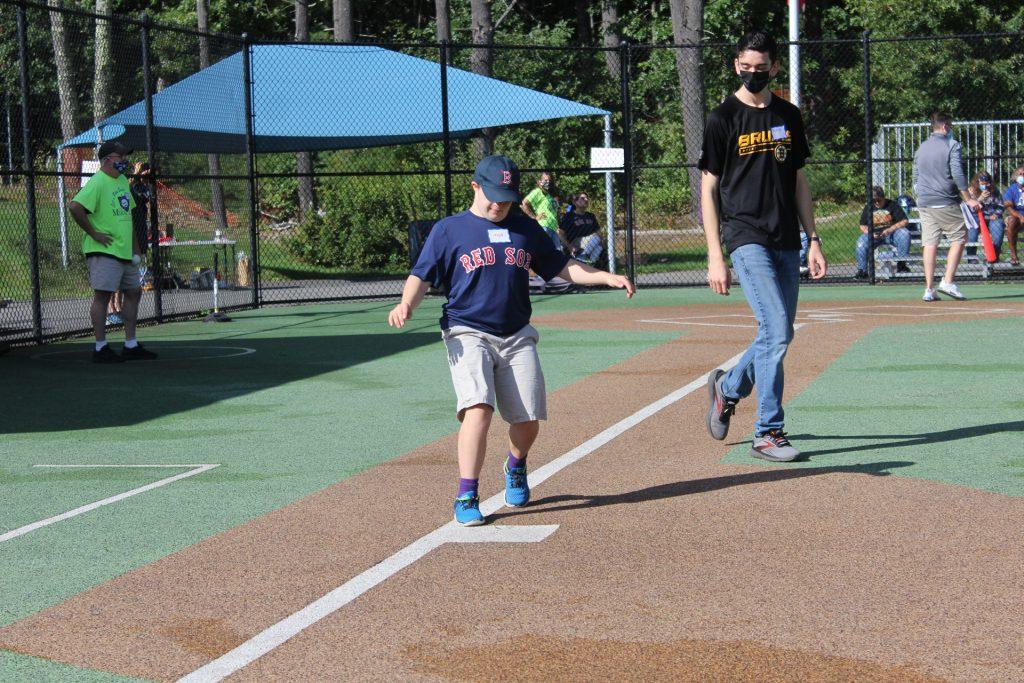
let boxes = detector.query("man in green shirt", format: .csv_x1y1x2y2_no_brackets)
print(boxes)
520,171,563,250
69,141,157,363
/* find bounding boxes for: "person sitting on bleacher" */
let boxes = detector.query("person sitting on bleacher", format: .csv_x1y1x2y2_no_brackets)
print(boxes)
1002,165,1024,266
855,186,911,279
966,171,1004,261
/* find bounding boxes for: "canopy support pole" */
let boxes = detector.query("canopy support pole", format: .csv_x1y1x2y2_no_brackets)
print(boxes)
57,148,68,268
603,114,616,274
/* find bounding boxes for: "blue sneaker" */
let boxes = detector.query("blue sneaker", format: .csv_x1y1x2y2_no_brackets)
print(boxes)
453,493,484,526
504,459,530,507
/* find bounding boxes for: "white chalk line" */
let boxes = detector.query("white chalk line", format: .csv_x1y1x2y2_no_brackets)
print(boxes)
177,349,750,683
801,305,1012,317
0,464,220,544
30,346,257,362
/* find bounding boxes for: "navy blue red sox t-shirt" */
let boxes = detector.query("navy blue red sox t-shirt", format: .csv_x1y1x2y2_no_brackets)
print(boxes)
412,210,570,336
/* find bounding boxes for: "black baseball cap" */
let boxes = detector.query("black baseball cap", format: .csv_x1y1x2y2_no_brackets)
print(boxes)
473,155,521,203
97,141,131,159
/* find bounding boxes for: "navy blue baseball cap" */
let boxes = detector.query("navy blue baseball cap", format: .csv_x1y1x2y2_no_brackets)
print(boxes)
473,155,521,203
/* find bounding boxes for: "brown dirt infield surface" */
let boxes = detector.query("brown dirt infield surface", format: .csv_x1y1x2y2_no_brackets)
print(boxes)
2,300,1023,681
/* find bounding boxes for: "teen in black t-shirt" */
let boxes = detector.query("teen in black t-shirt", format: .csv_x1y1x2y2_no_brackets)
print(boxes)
699,94,810,252
700,30,827,464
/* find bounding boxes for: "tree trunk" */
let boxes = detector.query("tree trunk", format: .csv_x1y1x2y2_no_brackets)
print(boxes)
470,0,495,157
333,0,354,41
295,0,317,219
435,0,451,44
668,0,705,218
574,0,592,44
93,0,112,125
197,0,228,230
48,0,78,141
600,0,620,83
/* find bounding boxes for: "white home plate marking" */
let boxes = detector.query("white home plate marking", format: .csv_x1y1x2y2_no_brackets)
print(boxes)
0,464,219,544
178,350,750,683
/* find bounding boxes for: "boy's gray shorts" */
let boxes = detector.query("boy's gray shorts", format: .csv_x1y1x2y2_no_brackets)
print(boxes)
441,324,547,424
87,254,140,292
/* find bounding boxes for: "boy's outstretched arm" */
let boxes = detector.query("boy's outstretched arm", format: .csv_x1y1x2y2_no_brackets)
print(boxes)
558,260,635,298
388,275,431,328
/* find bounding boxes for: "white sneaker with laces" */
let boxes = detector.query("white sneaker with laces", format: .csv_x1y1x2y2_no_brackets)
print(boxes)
937,280,966,300
922,287,938,302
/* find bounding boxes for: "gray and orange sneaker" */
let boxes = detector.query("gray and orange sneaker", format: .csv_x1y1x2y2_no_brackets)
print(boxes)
751,429,800,462
706,369,738,441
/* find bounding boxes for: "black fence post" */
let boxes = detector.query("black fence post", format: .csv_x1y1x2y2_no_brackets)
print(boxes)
241,34,261,308
140,12,163,322
440,39,453,216
619,40,635,286
16,0,41,343
863,29,875,285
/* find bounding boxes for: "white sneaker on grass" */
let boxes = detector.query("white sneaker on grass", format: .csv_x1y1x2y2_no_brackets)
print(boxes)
937,280,966,300
922,288,938,302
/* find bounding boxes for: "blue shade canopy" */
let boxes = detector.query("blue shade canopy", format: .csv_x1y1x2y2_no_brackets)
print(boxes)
61,44,608,154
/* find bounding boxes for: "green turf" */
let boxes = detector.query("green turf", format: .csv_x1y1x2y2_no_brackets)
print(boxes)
0,299,682,629
722,316,1024,497
0,650,145,683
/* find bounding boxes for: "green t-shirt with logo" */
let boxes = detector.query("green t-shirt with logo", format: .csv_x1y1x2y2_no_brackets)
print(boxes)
72,171,136,260
524,187,559,232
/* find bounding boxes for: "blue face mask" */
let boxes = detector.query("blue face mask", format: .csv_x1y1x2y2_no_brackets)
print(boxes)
1017,175,1024,186
112,160,129,174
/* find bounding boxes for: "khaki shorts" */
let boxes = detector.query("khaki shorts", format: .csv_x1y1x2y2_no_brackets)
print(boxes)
87,254,140,292
441,324,546,424
918,205,967,246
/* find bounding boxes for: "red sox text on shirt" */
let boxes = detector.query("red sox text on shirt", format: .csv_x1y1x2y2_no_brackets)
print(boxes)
459,246,532,273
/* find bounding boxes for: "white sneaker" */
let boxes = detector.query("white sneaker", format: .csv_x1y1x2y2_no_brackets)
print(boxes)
922,288,938,302
937,281,966,300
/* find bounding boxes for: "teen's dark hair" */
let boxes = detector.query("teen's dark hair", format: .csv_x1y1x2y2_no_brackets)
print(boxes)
872,186,886,200
736,30,778,63
929,111,953,130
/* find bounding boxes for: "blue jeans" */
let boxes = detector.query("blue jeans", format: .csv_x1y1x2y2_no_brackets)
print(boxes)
798,232,809,266
856,228,911,271
967,217,1004,257
721,244,800,434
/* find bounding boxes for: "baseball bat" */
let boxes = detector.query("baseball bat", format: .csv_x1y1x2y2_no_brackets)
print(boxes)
976,210,997,263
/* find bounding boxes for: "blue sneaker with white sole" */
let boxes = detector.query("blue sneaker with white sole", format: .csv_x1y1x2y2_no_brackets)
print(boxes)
453,493,485,526
504,459,530,507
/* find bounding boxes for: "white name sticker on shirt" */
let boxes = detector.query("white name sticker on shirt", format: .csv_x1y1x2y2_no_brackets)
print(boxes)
771,125,788,141
488,228,511,243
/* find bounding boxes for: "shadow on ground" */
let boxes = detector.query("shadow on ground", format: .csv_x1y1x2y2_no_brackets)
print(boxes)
491,461,913,520
787,421,1024,459
2,330,437,434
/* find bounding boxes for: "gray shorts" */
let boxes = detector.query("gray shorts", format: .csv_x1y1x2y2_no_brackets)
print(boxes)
441,324,547,424
919,205,967,246
87,254,140,292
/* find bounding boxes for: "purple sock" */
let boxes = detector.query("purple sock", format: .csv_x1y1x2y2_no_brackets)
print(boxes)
457,478,478,497
506,451,526,470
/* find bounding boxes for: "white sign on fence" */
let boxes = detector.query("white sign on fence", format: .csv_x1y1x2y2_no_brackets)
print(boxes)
590,147,624,173
80,160,100,188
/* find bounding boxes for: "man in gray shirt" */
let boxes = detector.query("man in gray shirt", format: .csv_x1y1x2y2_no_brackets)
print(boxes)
913,112,981,301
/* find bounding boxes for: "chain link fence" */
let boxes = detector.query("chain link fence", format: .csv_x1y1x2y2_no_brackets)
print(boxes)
1,0,1021,345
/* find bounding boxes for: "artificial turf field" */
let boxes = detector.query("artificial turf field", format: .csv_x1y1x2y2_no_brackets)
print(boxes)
2,283,1022,681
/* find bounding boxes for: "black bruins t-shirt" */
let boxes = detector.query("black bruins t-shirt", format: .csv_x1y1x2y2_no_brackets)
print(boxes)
698,94,810,252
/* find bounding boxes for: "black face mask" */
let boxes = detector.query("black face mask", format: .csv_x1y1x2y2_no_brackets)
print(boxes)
739,69,772,94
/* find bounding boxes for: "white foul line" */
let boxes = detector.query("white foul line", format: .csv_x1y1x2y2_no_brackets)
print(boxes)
0,464,220,544
178,350,749,683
